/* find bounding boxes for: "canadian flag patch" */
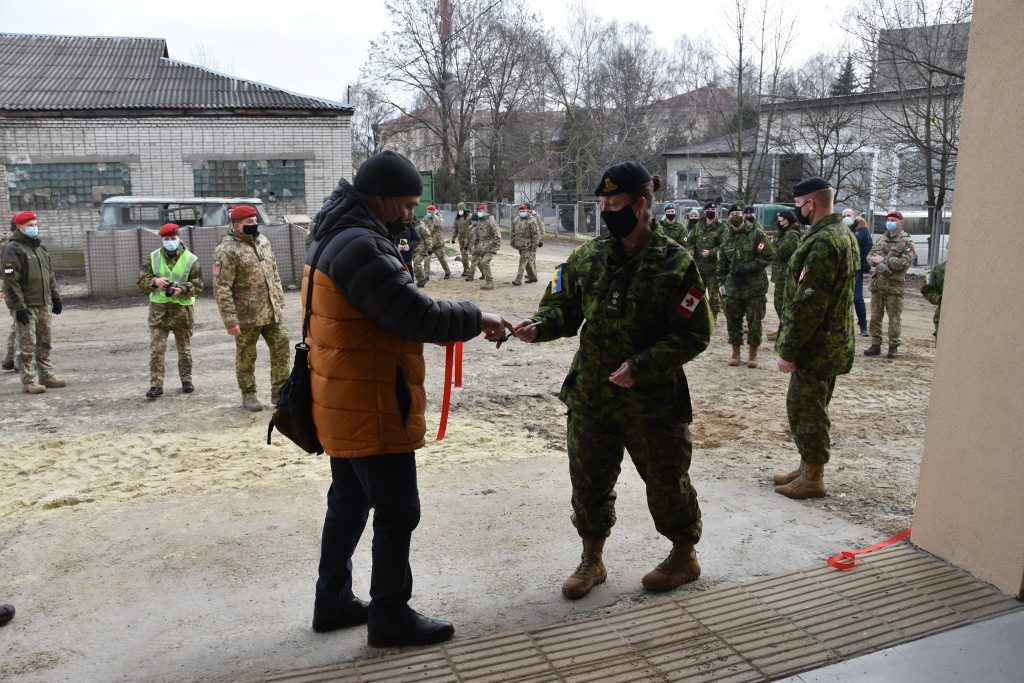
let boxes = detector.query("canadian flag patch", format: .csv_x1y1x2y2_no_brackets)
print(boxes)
757,241,766,252
677,287,704,318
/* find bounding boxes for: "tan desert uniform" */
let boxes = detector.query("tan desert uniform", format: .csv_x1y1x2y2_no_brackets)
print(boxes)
867,229,915,349
468,213,502,289
212,229,290,404
510,211,542,285
138,245,204,389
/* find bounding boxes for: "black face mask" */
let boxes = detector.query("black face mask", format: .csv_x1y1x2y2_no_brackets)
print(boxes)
796,203,813,226
601,204,639,239
705,211,716,220
688,218,698,226
383,199,412,235
664,214,676,222
242,224,259,237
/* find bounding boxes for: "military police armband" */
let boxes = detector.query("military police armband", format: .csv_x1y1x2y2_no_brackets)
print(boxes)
213,260,222,278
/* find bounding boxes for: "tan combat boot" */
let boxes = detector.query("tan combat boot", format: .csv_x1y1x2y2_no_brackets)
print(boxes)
774,462,826,499
772,461,803,485
481,281,495,290
729,344,742,366
39,376,67,388
242,394,264,412
747,345,759,368
642,543,700,592
561,537,607,600
766,329,778,342
22,382,46,394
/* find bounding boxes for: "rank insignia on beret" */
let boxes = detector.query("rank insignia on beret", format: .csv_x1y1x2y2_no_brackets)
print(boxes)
602,177,618,193
213,260,222,278
677,287,703,318
3,268,13,275
757,241,766,252
550,264,565,293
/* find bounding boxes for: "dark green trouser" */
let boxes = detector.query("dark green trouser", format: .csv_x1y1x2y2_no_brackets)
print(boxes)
566,408,701,545
724,294,767,346
786,367,837,465
773,281,785,321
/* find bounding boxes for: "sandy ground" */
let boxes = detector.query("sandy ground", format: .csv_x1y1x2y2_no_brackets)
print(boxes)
0,238,939,681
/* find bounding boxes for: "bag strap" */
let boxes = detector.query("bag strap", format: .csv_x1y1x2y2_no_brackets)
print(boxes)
301,228,343,342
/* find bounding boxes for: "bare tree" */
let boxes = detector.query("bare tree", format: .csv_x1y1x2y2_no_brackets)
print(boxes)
348,82,401,171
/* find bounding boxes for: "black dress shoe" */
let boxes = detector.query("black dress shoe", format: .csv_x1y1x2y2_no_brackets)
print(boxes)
312,598,369,633
181,381,194,394
368,610,454,648
145,386,163,399
0,603,14,627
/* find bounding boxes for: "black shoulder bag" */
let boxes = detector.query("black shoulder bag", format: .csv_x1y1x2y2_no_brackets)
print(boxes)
267,230,341,454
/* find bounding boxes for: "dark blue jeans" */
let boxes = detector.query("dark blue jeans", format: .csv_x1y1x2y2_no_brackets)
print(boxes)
315,452,420,622
854,272,867,331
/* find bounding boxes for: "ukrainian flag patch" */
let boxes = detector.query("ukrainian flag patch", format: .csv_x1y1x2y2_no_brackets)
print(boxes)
551,264,565,293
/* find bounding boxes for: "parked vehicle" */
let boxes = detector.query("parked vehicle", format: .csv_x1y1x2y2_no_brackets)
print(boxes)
98,196,272,231
870,209,952,265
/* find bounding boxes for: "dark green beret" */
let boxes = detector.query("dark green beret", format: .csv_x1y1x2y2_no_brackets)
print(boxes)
594,162,652,197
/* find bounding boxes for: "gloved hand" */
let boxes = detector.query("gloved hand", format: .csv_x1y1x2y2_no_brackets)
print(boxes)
735,263,755,277
538,241,544,248
16,309,30,325
52,298,63,315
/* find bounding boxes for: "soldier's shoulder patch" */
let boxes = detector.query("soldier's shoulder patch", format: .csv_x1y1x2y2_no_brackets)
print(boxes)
550,264,565,293
213,259,222,278
676,287,704,318
799,266,808,283
757,241,766,252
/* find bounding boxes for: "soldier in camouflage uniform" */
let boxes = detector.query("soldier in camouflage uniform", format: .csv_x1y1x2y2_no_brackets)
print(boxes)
138,223,204,399
510,203,541,285
412,210,436,287
865,210,916,358
773,177,857,499
213,205,290,412
2,211,66,394
512,162,712,599
451,202,473,274
742,205,763,232
467,203,501,290
766,209,802,342
921,259,946,338
689,202,727,321
716,204,774,368
416,204,450,285
660,202,687,245
1,222,16,372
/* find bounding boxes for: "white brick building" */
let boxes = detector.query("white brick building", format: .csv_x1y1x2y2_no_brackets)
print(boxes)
0,34,352,261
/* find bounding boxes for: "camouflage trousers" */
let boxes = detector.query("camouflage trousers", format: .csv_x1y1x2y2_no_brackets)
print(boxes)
724,294,767,347
414,246,450,282
772,281,785,321
514,248,538,283
786,367,837,465
11,307,54,384
700,271,722,314
150,323,194,387
566,407,701,545
235,321,290,401
3,320,14,364
869,292,903,347
456,236,470,272
468,252,495,283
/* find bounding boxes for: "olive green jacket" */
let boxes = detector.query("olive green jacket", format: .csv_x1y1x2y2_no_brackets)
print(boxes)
716,221,774,297
770,225,804,284
2,230,59,310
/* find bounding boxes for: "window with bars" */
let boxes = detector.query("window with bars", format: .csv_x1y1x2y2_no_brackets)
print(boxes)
6,162,132,210
193,159,305,203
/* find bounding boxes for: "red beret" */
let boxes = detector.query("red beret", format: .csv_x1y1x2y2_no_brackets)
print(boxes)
517,204,528,210
158,223,180,237
230,205,257,221
426,204,437,211
886,210,904,220
12,211,36,226
476,203,487,210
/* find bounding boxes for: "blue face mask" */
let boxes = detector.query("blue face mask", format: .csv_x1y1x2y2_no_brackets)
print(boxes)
163,240,179,251
518,211,527,218
476,211,485,219
885,221,898,231
24,226,39,238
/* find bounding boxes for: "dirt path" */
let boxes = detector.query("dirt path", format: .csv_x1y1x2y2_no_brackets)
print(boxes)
0,238,938,681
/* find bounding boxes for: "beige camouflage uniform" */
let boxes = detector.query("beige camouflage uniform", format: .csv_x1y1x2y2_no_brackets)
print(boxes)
510,212,542,285
468,213,502,289
412,219,434,285
868,229,915,348
212,229,290,403
138,246,204,388
452,206,473,273
420,213,450,281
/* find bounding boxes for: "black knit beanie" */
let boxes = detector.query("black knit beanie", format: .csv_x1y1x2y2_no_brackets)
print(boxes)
353,150,423,197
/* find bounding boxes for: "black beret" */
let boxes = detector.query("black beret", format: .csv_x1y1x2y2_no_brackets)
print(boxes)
743,205,755,213
594,162,652,197
354,150,423,197
792,176,831,197
703,201,717,210
727,204,741,213
777,209,798,224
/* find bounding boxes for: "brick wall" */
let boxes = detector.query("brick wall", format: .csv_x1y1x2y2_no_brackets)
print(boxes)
0,114,352,257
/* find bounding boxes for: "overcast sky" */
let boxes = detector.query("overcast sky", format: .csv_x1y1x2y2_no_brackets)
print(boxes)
1,0,859,104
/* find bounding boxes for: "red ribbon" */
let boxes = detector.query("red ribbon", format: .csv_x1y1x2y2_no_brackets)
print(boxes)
828,528,912,570
436,342,463,441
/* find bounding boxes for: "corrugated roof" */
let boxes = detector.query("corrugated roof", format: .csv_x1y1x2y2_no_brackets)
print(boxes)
0,33,351,113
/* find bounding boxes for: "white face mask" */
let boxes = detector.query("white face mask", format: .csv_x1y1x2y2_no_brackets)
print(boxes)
476,211,485,219
842,216,855,226
886,221,898,231
163,239,179,251
518,211,527,218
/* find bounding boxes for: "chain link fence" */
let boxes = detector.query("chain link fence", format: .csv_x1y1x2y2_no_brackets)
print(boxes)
85,224,310,296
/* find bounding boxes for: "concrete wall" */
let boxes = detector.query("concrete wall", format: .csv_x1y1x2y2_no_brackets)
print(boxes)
0,115,351,254
912,0,1024,598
